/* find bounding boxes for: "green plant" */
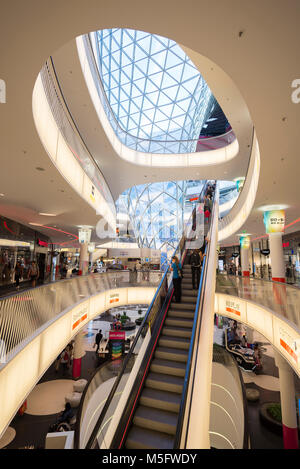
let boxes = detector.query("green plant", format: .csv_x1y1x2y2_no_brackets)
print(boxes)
267,403,282,423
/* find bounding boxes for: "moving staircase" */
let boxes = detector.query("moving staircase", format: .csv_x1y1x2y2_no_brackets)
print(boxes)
125,257,199,449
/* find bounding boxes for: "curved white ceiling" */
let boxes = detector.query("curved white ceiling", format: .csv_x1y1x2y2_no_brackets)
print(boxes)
0,1,299,245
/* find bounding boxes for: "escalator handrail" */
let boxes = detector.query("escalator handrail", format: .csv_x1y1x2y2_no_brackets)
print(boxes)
84,260,172,449
84,183,208,449
174,183,218,448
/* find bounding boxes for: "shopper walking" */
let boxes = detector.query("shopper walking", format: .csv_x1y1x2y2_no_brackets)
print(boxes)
60,348,70,376
28,261,39,288
14,260,23,290
171,256,182,303
94,329,103,354
189,249,201,290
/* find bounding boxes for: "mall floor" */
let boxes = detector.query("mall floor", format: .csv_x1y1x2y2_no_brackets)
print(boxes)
1,319,299,449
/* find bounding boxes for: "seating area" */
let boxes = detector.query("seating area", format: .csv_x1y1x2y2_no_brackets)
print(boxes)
65,379,88,408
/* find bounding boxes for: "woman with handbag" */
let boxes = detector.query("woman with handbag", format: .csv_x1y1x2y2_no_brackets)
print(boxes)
171,256,182,303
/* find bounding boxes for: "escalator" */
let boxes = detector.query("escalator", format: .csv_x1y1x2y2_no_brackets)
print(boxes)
82,181,218,450
125,256,199,449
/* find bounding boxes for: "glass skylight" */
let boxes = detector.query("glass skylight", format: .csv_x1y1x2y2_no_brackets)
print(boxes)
93,29,213,153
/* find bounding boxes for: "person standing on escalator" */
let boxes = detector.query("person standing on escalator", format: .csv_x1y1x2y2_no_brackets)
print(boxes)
171,256,182,303
189,249,201,290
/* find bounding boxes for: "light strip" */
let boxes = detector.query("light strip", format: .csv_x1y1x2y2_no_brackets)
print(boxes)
208,431,235,449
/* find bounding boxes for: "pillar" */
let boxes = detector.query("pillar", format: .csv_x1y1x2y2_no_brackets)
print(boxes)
274,350,299,449
72,330,85,379
240,236,250,277
79,243,89,276
78,227,92,276
263,210,285,282
269,233,285,283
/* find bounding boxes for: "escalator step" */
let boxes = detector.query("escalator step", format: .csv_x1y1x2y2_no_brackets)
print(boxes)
159,335,190,350
145,372,184,394
140,387,181,413
155,346,188,363
125,425,174,450
150,358,186,377
162,326,192,338
133,405,178,435
180,296,197,303
165,317,194,327
167,309,194,319
169,303,195,311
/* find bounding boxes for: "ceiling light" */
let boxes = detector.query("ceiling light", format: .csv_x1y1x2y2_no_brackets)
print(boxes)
258,204,289,212
29,222,43,226
0,193,4,196
39,212,56,216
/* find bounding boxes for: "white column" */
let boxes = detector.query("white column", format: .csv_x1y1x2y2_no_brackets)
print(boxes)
72,330,85,379
274,350,299,449
269,232,285,282
79,243,89,276
240,236,250,277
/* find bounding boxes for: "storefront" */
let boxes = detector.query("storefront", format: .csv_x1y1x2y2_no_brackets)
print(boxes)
0,216,52,289
220,230,300,285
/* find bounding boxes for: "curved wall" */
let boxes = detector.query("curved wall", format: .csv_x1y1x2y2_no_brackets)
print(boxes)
215,292,300,377
0,285,156,438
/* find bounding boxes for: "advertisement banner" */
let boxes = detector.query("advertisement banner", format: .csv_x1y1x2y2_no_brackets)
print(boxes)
72,304,88,332
109,293,120,304
264,210,285,234
109,331,125,360
239,235,250,249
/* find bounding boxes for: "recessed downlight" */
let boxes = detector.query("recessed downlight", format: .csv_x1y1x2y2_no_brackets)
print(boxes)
0,193,4,197
29,222,43,227
39,212,56,216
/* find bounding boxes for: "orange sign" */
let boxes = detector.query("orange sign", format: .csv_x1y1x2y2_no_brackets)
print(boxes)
109,293,120,304
226,306,241,316
72,306,88,331
280,338,298,363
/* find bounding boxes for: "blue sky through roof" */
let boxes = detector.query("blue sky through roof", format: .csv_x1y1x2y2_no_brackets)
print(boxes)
93,28,213,154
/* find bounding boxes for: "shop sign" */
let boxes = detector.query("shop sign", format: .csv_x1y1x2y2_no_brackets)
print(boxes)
240,235,250,249
225,299,241,317
279,326,298,364
38,239,48,248
109,293,119,304
72,304,88,331
109,331,126,341
260,249,270,256
264,210,285,234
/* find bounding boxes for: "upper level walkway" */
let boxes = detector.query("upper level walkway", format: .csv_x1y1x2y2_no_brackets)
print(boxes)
215,274,300,377
0,270,164,437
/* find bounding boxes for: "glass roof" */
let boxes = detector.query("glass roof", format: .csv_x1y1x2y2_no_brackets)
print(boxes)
93,29,213,153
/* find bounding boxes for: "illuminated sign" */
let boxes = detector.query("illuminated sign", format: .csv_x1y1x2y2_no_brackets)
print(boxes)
264,210,285,234
282,242,290,248
38,239,48,248
225,299,241,317
240,236,250,249
72,305,88,331
109,293,119,304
